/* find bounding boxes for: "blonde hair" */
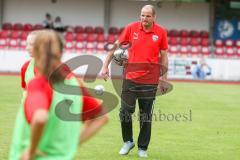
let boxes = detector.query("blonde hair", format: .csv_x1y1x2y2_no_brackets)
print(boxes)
29,30,41,36
27,30,43,41
33,30,64,83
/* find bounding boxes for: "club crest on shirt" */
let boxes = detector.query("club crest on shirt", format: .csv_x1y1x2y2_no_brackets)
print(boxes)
152,35,158,42
133,32,138,39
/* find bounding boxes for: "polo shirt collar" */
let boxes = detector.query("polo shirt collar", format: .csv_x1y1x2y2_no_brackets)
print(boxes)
139,21,156,33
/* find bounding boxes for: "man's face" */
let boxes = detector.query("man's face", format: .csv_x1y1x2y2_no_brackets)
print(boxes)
140,7,155,28
26,35,35,57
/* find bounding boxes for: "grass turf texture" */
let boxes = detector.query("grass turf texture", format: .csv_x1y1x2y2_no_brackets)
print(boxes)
0,76,239,160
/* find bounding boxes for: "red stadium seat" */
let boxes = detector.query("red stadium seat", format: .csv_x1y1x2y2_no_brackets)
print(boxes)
168,29,179,37
0,30,9,49
13,23,23,31
96,43,106,53
8,39,19,49
20,31,29,40
189,30,200,38
0,30,10,38
215,39,224,47
84,26,94,34
75,42,86,53
75,42,85,53
200,38,209,46
86,34,96,53
201,46,210,56
225,39,234,47
64,32,75,52
179,37,189,56
214,46,224,57
107,34,116,43
236,41,240,58
189,45,201,56
0,39,8,49
236,47,240,58
235,40,240,47
94,26,104,34
74,26,84,33
189,38,199,46
85,42,96,53
200,38,210,57
8,33,20,49
19,40,27,50
169,37,178,45
96,34,105,43
65,32,74,41
169,45,179,55
180,45,189,55
8,31,21,49
200,30,209,38
33,24,44,30
75,33,85,42
18,31,29,50
2,23,12,30
23,24,33,31
109,27,119,35
96,34,106,53
65,40,75,53
96,42,106,53
75,34,85,53
179,30,189,38
86,34,96,42
225,46,236,57
10,31,20,39
179,38,188,46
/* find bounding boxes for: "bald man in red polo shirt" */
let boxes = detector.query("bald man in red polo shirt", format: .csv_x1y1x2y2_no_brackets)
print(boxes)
101,4,168,158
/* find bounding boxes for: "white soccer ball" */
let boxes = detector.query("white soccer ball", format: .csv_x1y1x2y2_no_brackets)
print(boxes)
94,85,105,95
113,48,128,66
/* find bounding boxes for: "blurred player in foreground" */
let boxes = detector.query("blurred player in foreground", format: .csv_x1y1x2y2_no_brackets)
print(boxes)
9,30,108,160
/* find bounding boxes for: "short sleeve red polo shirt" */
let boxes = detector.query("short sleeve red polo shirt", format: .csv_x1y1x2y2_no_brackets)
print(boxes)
118,22,168,84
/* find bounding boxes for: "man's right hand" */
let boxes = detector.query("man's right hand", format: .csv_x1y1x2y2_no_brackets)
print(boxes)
101,66,109,81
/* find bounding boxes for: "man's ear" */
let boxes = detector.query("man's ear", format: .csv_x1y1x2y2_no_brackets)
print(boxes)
154,15,157,21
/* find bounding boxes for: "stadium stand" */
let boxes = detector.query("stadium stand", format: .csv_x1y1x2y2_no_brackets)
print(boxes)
167,28,212,58
75,33,85,53
236,40,240,57
64,32,75,52
19,31,29,50
8,30,20,49
213,39,240,58
96,34,106,53
1,22,239,59
0,30,9,49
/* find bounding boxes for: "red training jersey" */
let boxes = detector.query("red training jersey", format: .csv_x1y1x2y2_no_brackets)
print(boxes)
118,22,168,84
21,62,103,123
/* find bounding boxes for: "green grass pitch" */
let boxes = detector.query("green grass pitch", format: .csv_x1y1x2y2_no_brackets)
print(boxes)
0,76,239,160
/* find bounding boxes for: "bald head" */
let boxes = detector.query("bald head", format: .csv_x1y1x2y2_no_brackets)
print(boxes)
140,5,156,30
141,5,156,17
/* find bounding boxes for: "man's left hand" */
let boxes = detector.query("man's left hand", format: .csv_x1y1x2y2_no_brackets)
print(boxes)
159,78,169,95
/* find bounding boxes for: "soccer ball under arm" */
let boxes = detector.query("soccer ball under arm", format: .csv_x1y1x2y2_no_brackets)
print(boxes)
112,49,128,66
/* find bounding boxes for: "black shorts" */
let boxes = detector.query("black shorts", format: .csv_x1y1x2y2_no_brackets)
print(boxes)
121,79,157,112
